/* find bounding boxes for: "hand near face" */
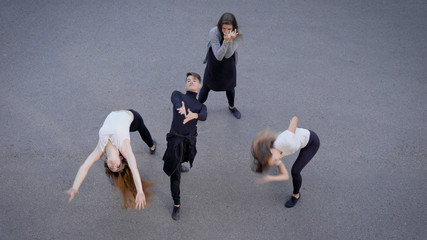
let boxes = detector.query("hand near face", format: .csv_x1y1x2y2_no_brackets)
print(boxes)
229,29,238,39
135,192,146,210
224,30,232,42
224,29,238,42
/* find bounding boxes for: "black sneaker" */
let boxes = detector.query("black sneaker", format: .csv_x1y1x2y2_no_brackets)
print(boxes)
285,195,300,208
150,140,157,155
229,107,241,119
171,206,180,220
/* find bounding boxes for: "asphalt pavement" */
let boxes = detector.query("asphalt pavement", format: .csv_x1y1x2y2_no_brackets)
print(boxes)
0,0,426,239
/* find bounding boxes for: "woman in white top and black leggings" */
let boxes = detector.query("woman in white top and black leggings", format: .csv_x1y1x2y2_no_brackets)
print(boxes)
65,109,156,210
251,116,320,208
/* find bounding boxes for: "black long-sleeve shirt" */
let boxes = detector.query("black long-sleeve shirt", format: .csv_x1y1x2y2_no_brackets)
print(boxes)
169,90,207,136
163,90,207,175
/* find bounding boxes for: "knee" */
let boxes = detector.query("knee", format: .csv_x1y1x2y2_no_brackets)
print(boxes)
291,167,301,177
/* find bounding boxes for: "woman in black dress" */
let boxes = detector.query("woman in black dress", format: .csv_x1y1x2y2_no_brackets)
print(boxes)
198,12,242,119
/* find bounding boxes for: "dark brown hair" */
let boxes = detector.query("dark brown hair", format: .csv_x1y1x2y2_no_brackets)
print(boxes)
251,128,278,173
104,160,154,209
217,12,241,38
186,72,201,83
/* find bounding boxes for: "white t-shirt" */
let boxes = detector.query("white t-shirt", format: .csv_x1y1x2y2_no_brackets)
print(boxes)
273,128,310,157
98,111,132,152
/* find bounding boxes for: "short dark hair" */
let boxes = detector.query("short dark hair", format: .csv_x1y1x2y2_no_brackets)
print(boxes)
186,72,201,83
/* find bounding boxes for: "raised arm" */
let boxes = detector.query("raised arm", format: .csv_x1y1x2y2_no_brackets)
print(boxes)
66,145,103,203
120,140,146,210
209,28,230,61
224,30,239,59
288,116,298,133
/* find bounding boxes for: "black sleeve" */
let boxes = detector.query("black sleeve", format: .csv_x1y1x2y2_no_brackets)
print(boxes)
171,91,182,109
197,104,207,121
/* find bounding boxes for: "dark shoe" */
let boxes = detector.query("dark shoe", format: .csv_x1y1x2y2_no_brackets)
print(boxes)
149,140,157,155
229,107,241,119
180,165,190,173
171,206,180,220
285,194,300,208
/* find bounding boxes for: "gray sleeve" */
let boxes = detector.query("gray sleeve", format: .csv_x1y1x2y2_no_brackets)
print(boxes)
209,27,230,61
224,38,239,59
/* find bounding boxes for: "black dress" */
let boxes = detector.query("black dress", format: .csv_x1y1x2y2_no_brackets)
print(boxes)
203,44,236,91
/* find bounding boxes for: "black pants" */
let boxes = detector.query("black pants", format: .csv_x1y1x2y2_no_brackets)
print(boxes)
198,85,235,107
291,130,320,194
128,109,154,148
168,140,196,206
170,162,182,205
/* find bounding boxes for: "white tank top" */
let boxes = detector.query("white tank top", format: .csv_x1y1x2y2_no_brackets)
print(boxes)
273,128,310,157
98,111,132,152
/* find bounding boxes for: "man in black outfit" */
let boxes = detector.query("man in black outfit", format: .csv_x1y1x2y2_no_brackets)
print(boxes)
163,72,207,220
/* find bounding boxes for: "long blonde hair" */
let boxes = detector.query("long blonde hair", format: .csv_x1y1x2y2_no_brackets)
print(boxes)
104,160,154,209
251,128,278,173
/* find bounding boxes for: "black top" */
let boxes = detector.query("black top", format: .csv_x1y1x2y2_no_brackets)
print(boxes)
203,47,237,91
162,91,207,176
169,90,207,136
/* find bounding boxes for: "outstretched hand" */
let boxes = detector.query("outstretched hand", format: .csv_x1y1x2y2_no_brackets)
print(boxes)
135,192,146,210
65,188,78,203
177,101,198,124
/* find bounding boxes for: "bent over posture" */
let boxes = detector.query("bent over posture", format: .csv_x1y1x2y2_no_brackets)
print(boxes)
66,109,155,209
251,116,320,208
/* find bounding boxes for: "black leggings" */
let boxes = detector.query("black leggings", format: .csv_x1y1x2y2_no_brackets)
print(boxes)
198,85,235,107
290,130,320,194
128,109,154,148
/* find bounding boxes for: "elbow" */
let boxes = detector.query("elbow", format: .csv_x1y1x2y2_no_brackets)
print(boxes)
281,172,290,181
285,171,290,181
212,49,225,61
199,113,207,121
277,173,289,182
214,54,223,61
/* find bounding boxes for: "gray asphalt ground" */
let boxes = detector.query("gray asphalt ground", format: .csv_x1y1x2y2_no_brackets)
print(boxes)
1,0,426,239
